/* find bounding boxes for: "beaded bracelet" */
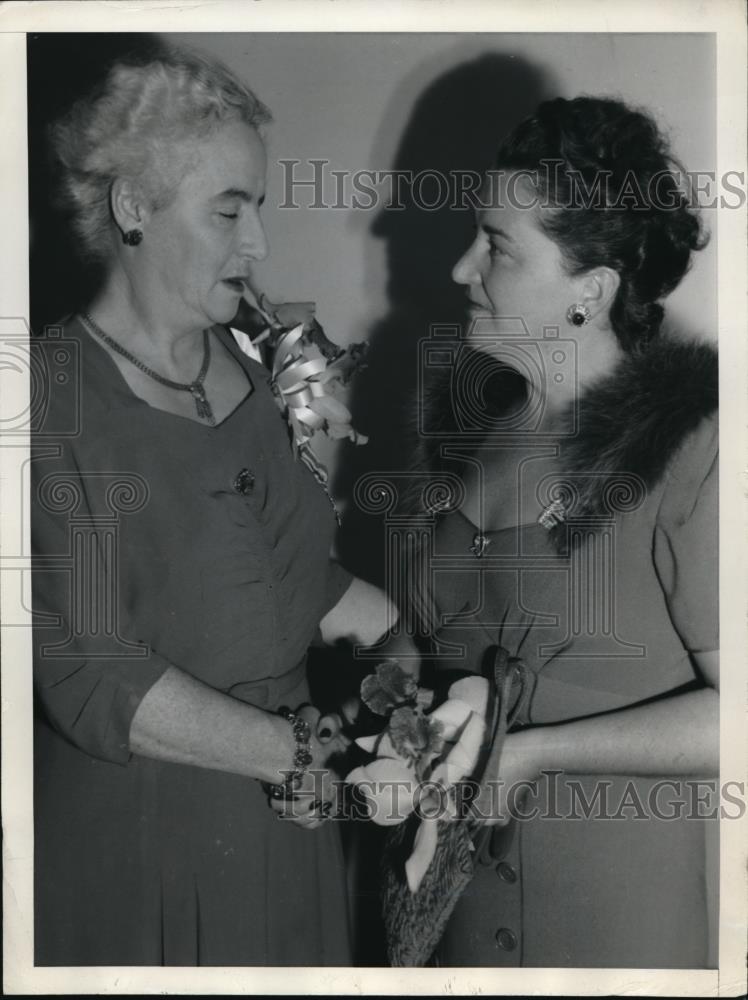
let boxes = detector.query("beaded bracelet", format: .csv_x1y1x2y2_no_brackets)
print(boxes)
264,706,313,802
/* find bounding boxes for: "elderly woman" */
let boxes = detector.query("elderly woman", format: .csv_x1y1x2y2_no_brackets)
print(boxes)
403,96,718,967
32,48,391,966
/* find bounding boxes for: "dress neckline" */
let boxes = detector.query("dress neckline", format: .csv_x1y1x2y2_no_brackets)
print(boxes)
73,314,256,431
452,503,545,538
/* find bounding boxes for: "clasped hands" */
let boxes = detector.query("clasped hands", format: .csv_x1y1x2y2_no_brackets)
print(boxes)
267,699,549,830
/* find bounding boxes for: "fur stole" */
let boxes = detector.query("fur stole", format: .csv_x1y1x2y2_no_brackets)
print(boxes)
405,334,718,533
555,334,717,521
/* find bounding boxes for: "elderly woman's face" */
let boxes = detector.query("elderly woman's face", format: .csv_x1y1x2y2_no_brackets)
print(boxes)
141,119,267,329
452,171,622,408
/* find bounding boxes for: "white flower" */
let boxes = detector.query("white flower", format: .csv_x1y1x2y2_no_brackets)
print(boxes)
345,757,418,826
346,674,492,890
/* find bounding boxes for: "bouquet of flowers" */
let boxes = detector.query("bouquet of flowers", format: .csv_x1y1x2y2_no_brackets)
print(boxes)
345,660,491,893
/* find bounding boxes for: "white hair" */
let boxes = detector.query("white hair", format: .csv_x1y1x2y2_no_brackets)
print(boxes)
50,46,272,262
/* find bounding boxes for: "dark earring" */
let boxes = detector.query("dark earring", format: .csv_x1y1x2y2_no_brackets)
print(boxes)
122,228,143,246
566,303,591,327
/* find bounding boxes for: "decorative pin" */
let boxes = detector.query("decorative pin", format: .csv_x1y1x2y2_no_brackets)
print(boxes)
233,468,255,496
470,532,491,558
426,496,453,515
538,499,567,530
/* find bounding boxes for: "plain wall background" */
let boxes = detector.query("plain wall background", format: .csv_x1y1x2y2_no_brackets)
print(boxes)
169,32,717,346
164,32,717,516
28,32,717,481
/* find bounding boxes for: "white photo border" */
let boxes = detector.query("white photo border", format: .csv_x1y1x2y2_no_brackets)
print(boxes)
2,1,746,995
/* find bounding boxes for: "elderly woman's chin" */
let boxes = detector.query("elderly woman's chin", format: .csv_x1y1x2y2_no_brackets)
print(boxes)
211,281,246,324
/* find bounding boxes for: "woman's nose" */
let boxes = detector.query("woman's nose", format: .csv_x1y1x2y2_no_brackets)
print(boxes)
240,208,269,262
451,242,479,287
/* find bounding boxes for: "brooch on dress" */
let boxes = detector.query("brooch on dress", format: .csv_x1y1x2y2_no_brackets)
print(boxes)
538,499,567,530
469,532,491,558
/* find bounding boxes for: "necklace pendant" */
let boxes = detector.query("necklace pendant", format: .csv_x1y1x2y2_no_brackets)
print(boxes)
190,384,215,424
470,532,490,558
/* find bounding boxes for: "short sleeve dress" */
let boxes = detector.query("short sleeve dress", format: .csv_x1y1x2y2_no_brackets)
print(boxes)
32,317,353,966
424,414,718,968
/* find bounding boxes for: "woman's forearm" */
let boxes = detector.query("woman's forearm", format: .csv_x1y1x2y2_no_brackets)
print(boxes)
319,575,423,680
319,575,397,647
517,687,719,778
129,665,295,784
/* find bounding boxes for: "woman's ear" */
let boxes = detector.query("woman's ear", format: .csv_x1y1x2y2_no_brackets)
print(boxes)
577,266,621,321
110,177,149,239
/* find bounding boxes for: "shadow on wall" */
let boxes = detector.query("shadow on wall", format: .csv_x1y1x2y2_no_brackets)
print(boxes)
336,51,554,584
28,33,167,334
332,50,553,968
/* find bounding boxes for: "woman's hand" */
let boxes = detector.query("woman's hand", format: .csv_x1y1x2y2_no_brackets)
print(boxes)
473,728,546,826
317,696,361,736
472,680,720,826
268,704,351,829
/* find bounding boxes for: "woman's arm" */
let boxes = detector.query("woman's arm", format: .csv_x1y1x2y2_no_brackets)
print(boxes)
514,680,719,779
129,665,345,789
489,664,719,824
130,665,292,783
319,575,398,647
319,574,422,673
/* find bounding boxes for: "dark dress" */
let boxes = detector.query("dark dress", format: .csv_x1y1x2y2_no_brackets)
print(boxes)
425,415,719,967
32,317,353,965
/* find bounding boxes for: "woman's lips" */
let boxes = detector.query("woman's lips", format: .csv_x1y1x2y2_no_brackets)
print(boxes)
223,277,247,293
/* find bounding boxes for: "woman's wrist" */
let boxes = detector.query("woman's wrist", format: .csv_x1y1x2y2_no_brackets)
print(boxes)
264,708,310,788
503,726,550,779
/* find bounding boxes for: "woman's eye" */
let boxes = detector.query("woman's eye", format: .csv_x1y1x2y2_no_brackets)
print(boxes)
488,241,505,258
219,212,238,220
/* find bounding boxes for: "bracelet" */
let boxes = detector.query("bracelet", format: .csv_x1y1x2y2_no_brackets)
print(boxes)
264,706,313,801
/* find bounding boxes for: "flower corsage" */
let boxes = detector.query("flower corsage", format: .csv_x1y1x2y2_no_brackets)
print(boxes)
345,660,491,893
233,287,369,450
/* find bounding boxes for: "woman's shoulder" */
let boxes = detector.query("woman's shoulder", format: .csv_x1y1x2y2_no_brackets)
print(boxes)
657,411,718,526
32,314,105,438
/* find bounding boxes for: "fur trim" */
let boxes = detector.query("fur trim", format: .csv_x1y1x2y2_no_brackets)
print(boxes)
558,335,718,519
402,335,718,527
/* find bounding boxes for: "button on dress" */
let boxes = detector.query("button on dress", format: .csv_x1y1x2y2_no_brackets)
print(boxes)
32,318,353,965
425,416,718,968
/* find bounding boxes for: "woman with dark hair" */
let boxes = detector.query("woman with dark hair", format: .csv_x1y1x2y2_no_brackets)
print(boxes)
31,46,394,966
408,96,718,967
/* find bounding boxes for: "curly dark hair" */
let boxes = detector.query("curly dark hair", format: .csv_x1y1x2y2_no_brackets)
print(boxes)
495,96,707,350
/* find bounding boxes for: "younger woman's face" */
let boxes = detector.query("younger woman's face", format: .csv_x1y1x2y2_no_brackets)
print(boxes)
452,171,623,410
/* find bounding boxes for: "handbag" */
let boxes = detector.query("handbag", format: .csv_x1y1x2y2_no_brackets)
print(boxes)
380,647,530,967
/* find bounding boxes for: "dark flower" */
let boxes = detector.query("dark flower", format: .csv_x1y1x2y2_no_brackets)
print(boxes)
360,659,418,716
388,706,445,765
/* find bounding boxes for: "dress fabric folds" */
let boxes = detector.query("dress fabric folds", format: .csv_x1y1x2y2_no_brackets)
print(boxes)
32,318,352,966
425,416,718,967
